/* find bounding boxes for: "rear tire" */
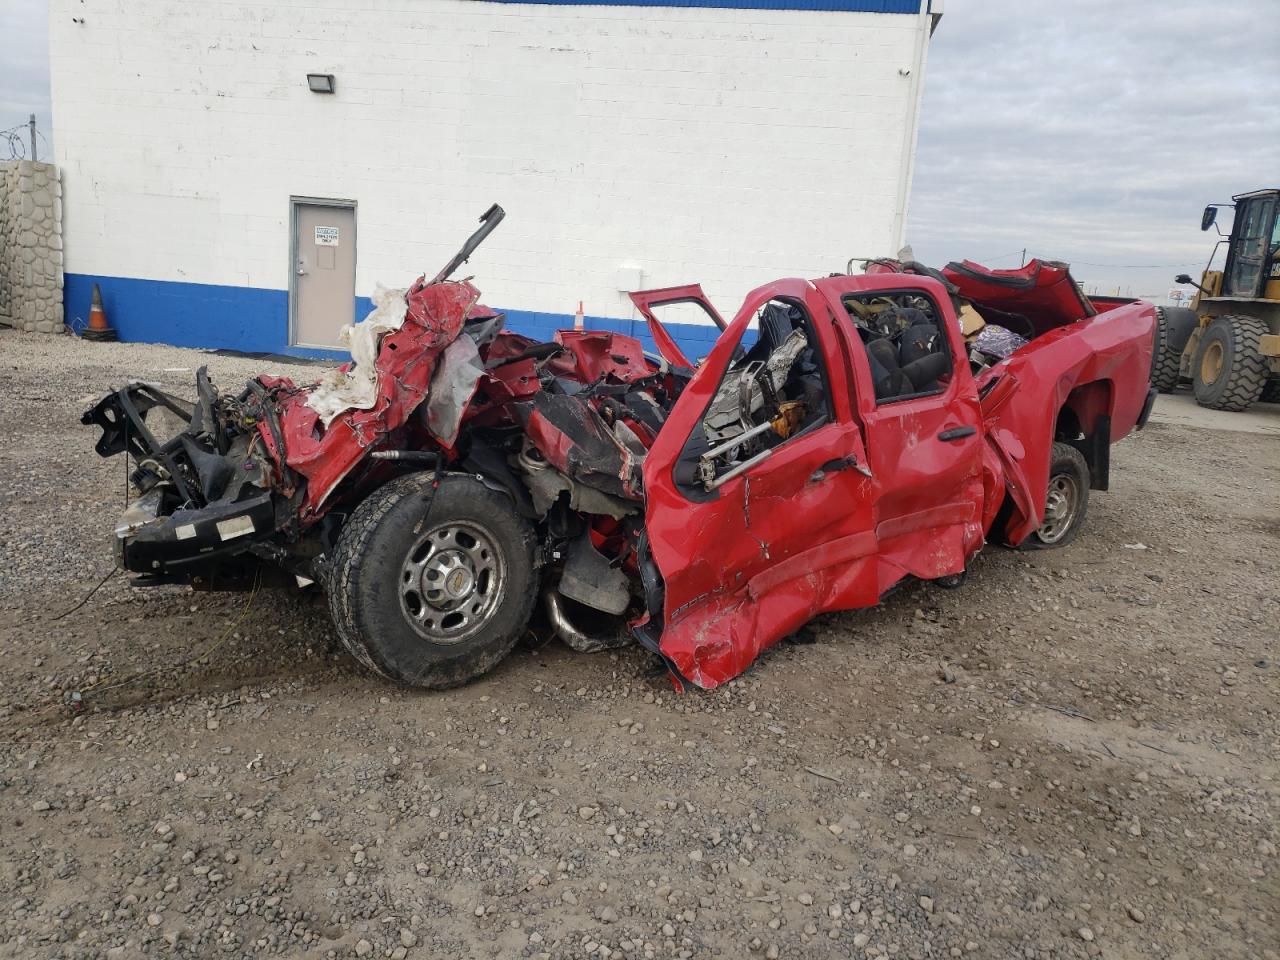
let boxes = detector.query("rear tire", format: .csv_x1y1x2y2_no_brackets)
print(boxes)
1192,316,1268,411
1025,442,1090,549
327,473,539,689
1150,307,1197,393
1260,380,1280,404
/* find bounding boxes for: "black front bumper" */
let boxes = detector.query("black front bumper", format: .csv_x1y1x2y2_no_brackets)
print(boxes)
115,489,277,577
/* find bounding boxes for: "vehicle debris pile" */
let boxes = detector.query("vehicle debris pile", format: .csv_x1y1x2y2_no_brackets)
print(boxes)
85,206,1156,691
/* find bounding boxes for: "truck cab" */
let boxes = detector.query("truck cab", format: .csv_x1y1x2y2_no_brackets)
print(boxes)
635,269,1155,688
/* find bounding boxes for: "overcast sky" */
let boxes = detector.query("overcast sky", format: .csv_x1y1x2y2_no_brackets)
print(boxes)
2,0,1277,298
907,0,1279,297
0,0,50,160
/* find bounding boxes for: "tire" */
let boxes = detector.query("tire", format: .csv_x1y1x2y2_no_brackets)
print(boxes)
327,472,539,689
1025,442,1090,549
1150,307,1197,393
1260,380,1280,404
1191,316,1268,411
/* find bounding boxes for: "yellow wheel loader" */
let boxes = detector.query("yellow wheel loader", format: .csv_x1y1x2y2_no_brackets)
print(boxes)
1161,188,1280,411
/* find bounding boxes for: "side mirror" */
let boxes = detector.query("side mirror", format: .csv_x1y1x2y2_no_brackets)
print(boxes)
1200,206,1217,231
1175,274,1193,285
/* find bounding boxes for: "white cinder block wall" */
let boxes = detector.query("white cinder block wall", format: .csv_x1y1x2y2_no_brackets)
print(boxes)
49,0,934,354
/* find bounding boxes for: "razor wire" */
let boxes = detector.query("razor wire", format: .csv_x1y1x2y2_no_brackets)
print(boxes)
1,122,49,161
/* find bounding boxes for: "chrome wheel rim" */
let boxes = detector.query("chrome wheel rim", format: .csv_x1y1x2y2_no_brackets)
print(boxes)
1037,473,1081,544
399,520,505,644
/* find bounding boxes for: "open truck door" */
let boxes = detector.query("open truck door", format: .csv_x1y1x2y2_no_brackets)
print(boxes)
628,284,728,370
640,279,879,689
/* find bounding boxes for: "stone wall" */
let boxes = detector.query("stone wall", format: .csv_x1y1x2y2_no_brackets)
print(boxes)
0,160,64,334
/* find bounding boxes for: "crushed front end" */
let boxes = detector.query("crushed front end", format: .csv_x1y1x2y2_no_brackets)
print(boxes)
82,204,833,690
83,374,303,585
80,205,694,665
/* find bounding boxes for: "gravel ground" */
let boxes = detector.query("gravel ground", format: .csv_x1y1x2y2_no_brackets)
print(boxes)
0,329,1276,960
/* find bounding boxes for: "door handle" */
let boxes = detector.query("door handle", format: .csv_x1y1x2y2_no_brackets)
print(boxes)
937,426,977,442
296,257,308,277
809,455,870,484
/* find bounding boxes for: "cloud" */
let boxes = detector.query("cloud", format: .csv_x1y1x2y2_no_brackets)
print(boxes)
907,0,1280,296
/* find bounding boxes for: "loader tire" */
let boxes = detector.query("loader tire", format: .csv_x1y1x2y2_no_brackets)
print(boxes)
1025,442,1090,550
1260,380,1280,404
1192,316,1268,411
1150,307,1197,393
327,473,539,689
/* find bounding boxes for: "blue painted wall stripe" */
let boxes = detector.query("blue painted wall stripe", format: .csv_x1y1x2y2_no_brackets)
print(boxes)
63,273,742,365
484,0,918,10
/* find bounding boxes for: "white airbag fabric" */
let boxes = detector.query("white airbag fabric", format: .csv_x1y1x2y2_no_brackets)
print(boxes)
305,286,408,426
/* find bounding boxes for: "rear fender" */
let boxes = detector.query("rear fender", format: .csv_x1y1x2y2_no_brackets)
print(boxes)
978,299,1153,545
1056,380,1113,491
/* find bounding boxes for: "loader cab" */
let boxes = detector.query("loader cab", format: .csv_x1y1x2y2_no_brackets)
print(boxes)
1218,189,1280,300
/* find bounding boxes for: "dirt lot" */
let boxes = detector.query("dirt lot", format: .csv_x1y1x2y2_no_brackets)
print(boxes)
0,330,1276,960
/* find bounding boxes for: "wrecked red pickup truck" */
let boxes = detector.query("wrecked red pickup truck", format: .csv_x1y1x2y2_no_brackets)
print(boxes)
84,206,1157,690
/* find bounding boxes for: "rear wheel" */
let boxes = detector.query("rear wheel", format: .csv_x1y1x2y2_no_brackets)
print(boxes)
1192,316,1268,411
328,473,538,688
1025,442,1090,549
1150,307,1197,393
1260,380,1280,404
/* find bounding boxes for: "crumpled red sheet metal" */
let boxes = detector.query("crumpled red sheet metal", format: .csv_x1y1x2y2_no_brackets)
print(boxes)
628,284,728,370
255,281,666,524
551,330,653,383
262,279,484,521
639,277,900,690
943,259,1096,336
519,393,645,501
975,300,1154,543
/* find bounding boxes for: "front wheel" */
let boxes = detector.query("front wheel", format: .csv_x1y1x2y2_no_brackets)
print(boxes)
328,473,539,688
1025,442,1090,549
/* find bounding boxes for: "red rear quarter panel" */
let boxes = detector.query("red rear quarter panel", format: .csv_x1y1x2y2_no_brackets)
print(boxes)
977,300,1155,544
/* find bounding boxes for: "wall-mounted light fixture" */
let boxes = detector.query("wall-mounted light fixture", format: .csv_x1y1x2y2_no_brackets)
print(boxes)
306,74,336,94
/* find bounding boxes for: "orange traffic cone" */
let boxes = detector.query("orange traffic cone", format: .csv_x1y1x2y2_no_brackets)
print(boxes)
82,283,117,342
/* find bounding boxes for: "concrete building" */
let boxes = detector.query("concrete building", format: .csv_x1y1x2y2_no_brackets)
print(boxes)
49,0,940,358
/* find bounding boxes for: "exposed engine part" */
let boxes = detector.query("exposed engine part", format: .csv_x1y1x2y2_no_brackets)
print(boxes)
515,438,637,520
557,530,631,616
543,589,630,654
703,327,809,444
370,450,440,464
695,399,809,491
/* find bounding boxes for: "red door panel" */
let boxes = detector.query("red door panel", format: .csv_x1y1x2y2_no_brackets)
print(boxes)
642,279,877,689
813,275,987,589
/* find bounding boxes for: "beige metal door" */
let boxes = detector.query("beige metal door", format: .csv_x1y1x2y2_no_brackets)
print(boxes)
292,201,356,348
